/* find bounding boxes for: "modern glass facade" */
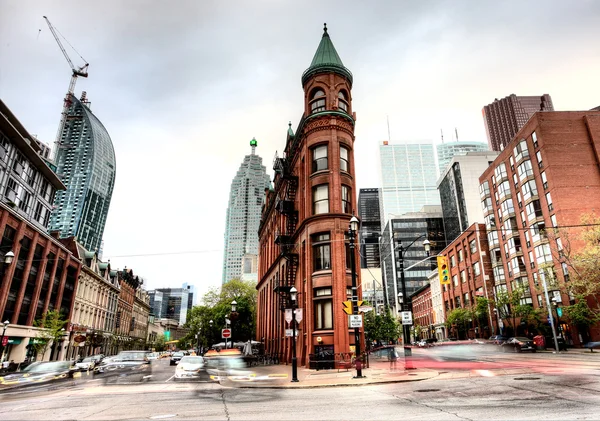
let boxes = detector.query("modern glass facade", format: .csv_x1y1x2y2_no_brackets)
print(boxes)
222,140,271,284
378,142,440,227
436,142,489,176
49,94,116,252
357,188,381,269
148,285,192,326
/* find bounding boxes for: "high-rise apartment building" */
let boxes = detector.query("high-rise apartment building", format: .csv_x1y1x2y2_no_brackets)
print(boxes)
379,142,440,227
479,111,600,344
357,188,381,268
380,206,445,315
49,93,116,253
436,141,489,176
257,25,361,367
437,152,499,243
222,139,271,284
482,94,554,152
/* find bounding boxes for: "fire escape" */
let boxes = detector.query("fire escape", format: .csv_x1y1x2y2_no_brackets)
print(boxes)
273,153,299,311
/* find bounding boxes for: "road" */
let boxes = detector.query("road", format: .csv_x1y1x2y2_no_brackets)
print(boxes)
0,351,599,420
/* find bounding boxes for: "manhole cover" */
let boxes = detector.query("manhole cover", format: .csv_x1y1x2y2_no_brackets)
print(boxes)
513,377,540,381
415,389,440,393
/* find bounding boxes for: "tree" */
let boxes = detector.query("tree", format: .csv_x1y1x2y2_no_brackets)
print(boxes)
33,310,68,360
445,308,471,339
363,308,401,346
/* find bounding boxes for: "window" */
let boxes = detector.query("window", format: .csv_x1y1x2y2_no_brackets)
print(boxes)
338,91,349,113
460,270,466,283
469,240,477,254
473,262,481,276
341,185,351,214
452,274,458,287
551,214,557,228
312,145,328,172
313,184,329,214
545,192,553,211
517,160,533,182
514,139,529,162
310,89,326,113
536,151,543,168
314,289,333,330
541,171,548,190
313,233,331,271
532,131,538,148
450,255,456,267
340,146,349,172
19,190,31,212
458,249,464,262
529,251,535,269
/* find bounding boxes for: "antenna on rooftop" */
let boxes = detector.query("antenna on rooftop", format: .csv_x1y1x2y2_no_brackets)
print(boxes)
387,116,391,142
440,129,444,144
455,127,459,142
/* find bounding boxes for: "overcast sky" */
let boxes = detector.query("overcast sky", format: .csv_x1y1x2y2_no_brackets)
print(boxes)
1,0,599,301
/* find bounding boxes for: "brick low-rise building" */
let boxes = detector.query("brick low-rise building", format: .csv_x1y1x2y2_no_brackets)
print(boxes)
479,111,600,344
257,26,362,368
410,283,433,341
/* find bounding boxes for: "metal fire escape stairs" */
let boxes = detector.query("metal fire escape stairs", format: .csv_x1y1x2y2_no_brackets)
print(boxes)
272,153,299,311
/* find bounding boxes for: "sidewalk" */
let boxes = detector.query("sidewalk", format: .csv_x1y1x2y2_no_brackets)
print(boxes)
235,359,438,389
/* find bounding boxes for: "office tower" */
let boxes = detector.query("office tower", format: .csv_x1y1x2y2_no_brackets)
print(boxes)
357,188,381,268
148,287,191,326
436,141,489,176
379,141,440,227
380,206,445,315
222,139,271,284
482,94,554,151
479,110,600,344
48,93,116,252
437,151,499,242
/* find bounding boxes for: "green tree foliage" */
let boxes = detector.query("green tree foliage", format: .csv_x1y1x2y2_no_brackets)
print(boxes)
183,279,258,347
363,308,401,345
563,296,600,328
445,308,471,338
33,310,68,358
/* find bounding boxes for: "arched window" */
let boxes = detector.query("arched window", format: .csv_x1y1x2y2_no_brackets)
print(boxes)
338,90,349,113
310,89,326,114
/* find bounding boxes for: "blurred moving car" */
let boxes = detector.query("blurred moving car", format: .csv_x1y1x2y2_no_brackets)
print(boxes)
75,356,99,371
0,361,77,389
500,337,536,353
93,350,153,383
174,356,207,381
147,352,160,361
488,335,508,345
205,354,252,382
170,351,185,366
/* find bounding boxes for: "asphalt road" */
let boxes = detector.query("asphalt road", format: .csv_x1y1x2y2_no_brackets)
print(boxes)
0,352,599,420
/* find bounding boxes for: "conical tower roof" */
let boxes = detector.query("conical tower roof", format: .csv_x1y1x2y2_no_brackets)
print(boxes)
301,24,353,87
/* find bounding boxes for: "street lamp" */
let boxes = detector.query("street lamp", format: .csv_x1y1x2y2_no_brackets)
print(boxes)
552,298,563,342
396,234,430,364
348,215,364,378
290,286,299,382
4,251,14,264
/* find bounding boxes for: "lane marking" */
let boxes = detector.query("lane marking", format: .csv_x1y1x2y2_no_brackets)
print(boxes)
474,369,495,377
165,375,174,383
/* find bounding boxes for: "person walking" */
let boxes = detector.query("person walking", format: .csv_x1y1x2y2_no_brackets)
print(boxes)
389,347,398,371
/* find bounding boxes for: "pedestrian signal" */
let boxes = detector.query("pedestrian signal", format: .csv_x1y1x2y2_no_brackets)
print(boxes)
437,255,450,284
343,301,353,315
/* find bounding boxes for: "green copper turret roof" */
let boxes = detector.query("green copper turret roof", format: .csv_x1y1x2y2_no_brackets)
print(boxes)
287,121,294,137
302,24,353,87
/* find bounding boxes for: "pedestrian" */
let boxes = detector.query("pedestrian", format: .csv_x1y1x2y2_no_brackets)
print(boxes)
389,347,398,371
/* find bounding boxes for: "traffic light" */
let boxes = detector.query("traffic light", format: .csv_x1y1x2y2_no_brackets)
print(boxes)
343,301,353,315
437,255,450,284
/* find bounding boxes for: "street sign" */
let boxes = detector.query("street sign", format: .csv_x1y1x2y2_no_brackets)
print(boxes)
294,308,303,322
221,328,231,339
1,336,7,346
557,307,563,317
285,309,293,323
349,314,363,328
343,301,352,315
359,305,373,313
401,311,413,326
285,329,298,337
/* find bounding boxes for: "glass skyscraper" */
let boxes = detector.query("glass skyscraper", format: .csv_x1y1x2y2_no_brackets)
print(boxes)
436,141,489,176
378,141,440,227
49,94,116,252
222,139,271,284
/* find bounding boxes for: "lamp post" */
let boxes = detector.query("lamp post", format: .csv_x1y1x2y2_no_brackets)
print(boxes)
0,320,9,362
397,234,430,363
209,320,213,348
348,216,364,378
290,286,299,382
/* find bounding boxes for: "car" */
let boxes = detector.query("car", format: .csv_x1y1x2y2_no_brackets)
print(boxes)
500,337,536,353
147,352,160,361
75,356,98,371
174,356,208,381
93,350,153,384
170,351,185,366
488,335,508,345
0,361,77,390
204,351,252,382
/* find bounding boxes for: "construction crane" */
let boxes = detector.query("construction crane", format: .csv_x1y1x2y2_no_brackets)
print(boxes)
43,15,89,160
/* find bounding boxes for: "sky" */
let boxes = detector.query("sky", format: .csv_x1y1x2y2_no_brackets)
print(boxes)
1,0,599,301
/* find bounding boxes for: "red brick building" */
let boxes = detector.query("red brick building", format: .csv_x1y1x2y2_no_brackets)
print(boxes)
439,223,496,339
479,111,600,344
257,25,362,368
410,284,433,340
114,268,142,351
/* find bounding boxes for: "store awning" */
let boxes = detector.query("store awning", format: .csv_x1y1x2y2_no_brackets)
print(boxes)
7,338,22,345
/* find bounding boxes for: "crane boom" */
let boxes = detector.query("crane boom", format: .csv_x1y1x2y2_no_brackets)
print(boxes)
43,15,89,162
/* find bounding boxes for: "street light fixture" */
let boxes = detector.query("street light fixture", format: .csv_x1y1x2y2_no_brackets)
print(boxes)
289,286,299,382
0,320,9,362
348,215,364,378
231,300,237,313
4,251,14,264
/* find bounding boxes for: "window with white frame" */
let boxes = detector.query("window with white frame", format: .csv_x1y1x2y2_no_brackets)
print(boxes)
312,145,328,172
313,184,329,214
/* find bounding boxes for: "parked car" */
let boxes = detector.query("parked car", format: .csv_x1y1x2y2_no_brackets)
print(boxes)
500,337,536,353
170,351,185,366
174,356,207,381
0,361,77,390
93,350,153,383
488,335,508,345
